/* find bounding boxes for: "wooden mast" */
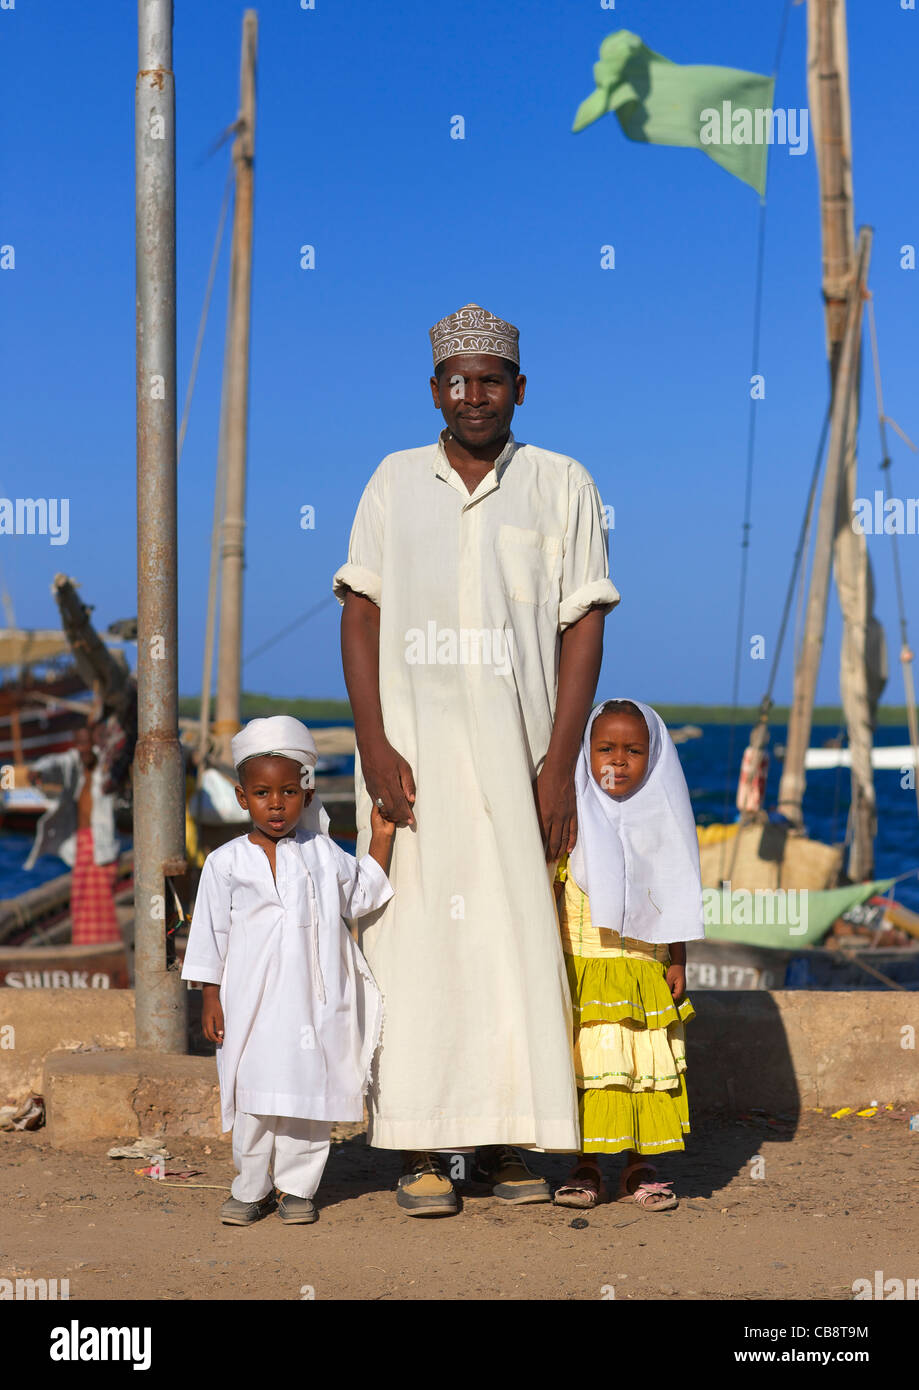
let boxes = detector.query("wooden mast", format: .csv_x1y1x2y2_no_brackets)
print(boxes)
810,0,852,380
777,0,883,877
212,10,257,766
814,0,883,880
777,226,873,828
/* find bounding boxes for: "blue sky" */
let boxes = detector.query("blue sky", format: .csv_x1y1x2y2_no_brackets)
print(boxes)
2,0,917,709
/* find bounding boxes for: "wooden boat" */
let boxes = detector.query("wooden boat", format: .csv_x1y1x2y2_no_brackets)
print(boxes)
690,874,919,990
0,680,87,762
0,846,134,992
804,745,919,771
687,936,919,992
0,851,135,949
0,941,130,990
0,785,56,834
0,606,131,828
0,652,89,783
0,851,136,988
686,1,919,970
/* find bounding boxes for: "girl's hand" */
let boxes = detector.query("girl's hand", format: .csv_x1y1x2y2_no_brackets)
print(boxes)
666,963,685,1002
201,986,225,1045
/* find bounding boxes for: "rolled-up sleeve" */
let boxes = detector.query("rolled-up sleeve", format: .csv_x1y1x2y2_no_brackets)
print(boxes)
558,480,620,631
332,463,386,607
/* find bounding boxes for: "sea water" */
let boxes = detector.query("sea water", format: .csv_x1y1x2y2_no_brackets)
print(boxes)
3,723,918,913
682,724,919,914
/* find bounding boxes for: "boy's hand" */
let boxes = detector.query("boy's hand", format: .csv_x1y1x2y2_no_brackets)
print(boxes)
370,803,397,839
201,986,224,1045
369,803,397,875
666,963,685,1002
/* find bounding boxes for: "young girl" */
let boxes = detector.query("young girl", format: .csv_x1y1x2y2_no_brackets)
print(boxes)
553,698,704,1211
182,715,395,1226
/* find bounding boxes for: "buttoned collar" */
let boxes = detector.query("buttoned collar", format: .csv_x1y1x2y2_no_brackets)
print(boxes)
433,428,518,500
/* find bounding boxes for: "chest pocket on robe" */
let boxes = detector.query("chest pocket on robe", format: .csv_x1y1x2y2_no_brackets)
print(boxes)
496,523,561,606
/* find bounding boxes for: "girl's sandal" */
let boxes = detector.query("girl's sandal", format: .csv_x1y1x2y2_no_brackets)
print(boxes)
554,1162,608,1208
615,1161,678,1212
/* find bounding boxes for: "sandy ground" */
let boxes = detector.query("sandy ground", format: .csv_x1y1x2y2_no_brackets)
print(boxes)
3,1108,918,1302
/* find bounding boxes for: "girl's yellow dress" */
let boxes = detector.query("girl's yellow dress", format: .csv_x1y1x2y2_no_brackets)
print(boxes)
556,854,694,1155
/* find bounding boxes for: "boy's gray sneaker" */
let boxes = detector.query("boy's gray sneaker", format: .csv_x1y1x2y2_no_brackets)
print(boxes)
220,1191,278,1225
278,1193,318,1224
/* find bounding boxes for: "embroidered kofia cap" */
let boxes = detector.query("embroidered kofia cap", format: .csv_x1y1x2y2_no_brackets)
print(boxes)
429,302,519,367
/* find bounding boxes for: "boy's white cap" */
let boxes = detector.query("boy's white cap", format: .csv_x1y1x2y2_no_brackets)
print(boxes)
232,716,329,836
232,715,318,773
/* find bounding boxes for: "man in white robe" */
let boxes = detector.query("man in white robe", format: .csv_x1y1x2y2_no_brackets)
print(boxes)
334,304,619,1215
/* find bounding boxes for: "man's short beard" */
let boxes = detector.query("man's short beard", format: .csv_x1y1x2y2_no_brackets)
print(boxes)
448,419,508,450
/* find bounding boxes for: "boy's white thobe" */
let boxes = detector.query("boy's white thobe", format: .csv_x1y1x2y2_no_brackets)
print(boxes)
182,829,391,1136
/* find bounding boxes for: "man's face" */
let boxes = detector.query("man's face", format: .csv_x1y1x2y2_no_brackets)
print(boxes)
430,353,525,451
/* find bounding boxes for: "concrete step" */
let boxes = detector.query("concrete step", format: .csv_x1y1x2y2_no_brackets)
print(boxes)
43,1048,222,1147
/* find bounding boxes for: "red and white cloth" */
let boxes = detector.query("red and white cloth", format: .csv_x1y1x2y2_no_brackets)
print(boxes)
70,827,122,946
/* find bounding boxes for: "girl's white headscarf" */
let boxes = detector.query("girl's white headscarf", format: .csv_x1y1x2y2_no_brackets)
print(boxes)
568,698,705,945
231,716,331,836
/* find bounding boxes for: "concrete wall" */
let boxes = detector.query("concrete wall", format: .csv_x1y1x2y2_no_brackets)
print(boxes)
1,989,134,1106
687,990,919,1113
43,1049,222,1147
2,988,917,1143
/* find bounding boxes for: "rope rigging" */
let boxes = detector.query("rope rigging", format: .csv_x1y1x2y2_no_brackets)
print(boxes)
718,0,798,870
866,296,919,828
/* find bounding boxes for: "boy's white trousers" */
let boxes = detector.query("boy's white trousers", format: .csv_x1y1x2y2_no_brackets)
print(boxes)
231,1111,332,1201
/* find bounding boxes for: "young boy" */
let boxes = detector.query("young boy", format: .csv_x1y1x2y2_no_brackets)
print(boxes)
182,715,394,1226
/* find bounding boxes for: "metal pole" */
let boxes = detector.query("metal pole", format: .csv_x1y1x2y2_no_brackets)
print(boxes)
134,0,187,1051
777,226,873,825
213,10,257,765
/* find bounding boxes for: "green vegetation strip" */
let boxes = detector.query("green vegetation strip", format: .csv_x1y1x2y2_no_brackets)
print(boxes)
179,696,915,728
179,693,353,721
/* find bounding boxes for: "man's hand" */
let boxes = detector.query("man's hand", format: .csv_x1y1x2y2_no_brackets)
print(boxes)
538,606,604,862
201,985,225,1045
535,760,577,863
341,591,416,828
361,737,416,828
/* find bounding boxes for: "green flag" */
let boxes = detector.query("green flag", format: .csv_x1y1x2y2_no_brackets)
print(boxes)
573,30,776,196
